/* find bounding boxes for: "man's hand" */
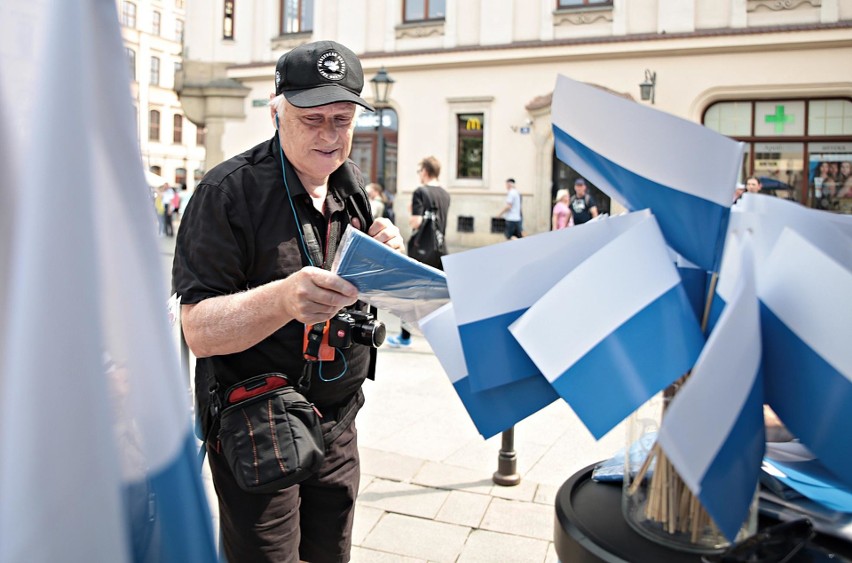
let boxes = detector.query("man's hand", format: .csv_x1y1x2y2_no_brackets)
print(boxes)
280,266,359,326
369,217,404,251
351,217,404,252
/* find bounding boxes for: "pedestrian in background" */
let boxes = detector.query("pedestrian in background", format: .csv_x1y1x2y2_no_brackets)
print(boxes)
570,178,599,225
386,156,450,349
551,188,573,230
497,178,523,238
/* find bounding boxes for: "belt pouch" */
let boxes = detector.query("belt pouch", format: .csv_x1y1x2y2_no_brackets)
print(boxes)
218,373,325,494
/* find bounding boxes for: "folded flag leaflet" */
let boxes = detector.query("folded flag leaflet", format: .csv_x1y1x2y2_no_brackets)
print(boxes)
510,211,705,440
551,74,744,272
0,1,216,561
658,233,765,541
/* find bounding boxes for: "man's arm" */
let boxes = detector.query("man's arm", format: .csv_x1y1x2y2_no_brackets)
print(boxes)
182,267,358,358
590,206,599,219
181,218,403,359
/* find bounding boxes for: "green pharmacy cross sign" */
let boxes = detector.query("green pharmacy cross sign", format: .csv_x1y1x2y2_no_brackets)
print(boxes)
765,105,794,134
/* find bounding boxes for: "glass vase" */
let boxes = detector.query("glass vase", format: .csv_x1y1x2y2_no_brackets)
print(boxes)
622,388,758,554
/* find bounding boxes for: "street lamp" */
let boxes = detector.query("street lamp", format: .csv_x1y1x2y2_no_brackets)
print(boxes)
370,67,395,189
639,69,656,105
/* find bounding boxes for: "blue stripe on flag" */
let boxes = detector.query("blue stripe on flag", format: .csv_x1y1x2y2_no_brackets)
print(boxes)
459,309,541,392
551,286,704,439
553,126,730,272
139,433,217,563
761,303,852,489
452,375,558,439
677,266,709,324
697,373,764,540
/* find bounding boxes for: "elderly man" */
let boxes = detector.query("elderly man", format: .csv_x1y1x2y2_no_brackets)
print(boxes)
172,40,402,563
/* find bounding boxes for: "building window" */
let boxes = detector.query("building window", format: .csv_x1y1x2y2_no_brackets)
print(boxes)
152,10,161,36
457,216,474,233
457,113,484,179
175,167,187,187
121,1,137,28
126,48,136,81
173,114,183,144
175,18,184,42
150,56,160,85
490,217,506,234
223,0,235,39
281,0,313,34
704,98,852,213
404,0,445,22
196,126,207,146
174,61,182,85
557,0,612,7
149,109,161,141
175,0,185,9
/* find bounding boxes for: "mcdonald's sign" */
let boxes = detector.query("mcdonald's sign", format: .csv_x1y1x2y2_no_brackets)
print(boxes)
465,117,482,131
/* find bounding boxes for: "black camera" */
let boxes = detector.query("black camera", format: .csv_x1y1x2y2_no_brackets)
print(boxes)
327,308,386,349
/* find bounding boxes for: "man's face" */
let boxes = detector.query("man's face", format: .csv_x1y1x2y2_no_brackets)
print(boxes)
280,101,357,184
746,178,761,193
575,183,587,196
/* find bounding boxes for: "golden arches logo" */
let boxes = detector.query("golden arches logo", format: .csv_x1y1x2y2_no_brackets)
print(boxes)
465,117,482,131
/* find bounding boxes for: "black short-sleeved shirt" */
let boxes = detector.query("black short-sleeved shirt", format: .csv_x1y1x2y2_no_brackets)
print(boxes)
172,134,375,434
570,193,598,225
411,185,450,234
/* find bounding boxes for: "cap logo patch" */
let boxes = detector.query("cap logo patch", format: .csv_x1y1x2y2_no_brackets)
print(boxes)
275,70,281,90
317,50,346,81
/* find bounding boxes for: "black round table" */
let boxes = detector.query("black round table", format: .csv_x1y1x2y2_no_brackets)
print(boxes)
554,463,852,563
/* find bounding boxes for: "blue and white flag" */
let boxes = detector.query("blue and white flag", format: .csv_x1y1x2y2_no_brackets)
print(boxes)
0,1,217,561
442,211,650,393
419,304,557,439
658,233,765,541
551,74,744,272
758,228,852,490
764,442,852,514
510,212,705,439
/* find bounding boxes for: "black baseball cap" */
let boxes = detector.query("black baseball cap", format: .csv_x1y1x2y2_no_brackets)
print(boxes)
274,41,374,111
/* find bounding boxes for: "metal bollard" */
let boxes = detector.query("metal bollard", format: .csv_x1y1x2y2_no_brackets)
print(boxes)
492,427,521,486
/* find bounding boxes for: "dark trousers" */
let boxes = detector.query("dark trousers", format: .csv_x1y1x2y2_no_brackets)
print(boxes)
209,420,360,563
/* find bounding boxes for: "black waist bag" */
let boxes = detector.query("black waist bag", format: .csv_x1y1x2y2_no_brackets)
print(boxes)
218,373,325,494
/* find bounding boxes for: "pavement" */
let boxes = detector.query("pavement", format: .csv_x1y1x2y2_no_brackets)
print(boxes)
159,230,629,563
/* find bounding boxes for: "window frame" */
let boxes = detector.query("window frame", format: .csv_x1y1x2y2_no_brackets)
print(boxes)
148,109,161,142
447,97,493,188
149,56,160,86
152,10,161,36
280,0,314,35
173,114,183,144
223,0,235,40
556,0,613,8
121,1,137,28
126,47,136,81
403,0,446,23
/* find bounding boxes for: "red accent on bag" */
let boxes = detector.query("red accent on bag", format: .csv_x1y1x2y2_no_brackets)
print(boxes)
226,375,289,404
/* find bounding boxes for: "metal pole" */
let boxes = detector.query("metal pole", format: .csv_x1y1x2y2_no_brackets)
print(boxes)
492,427,521,486
376,107,385,188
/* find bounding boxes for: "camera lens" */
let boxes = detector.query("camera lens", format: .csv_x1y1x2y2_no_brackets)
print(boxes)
353,319,386,348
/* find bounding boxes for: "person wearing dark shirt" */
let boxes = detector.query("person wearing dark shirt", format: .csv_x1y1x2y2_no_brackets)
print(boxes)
570,177,599,225
172,41,402,563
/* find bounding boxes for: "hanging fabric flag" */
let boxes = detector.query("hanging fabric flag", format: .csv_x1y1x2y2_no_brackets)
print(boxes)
658,233,765,541
419,304,557,439
510,212,704,439
0,1,217,561
551,74,744,272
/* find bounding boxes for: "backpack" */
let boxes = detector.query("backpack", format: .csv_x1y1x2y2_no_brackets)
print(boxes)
406,187,446,270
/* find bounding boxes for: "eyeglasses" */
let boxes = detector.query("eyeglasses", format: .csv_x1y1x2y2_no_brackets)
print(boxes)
701,519,815,563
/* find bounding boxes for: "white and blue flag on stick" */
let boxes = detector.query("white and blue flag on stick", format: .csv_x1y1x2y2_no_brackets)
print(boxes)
419,304,557,439
442,212,653,394
658,233,765,542
510,211,705,439
0,1,217,561
551,74,744,272
758,228,852,490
